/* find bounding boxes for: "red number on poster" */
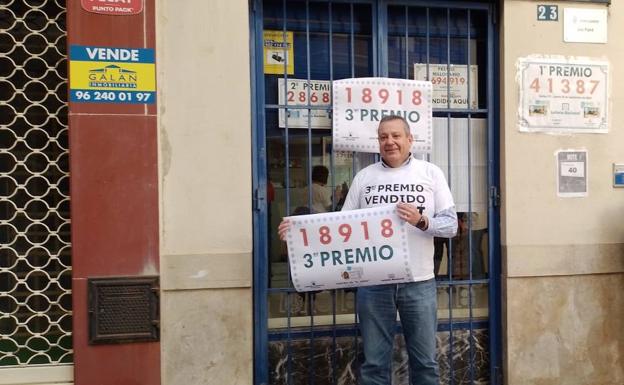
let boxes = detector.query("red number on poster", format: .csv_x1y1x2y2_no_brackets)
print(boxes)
319,226,332,244
362,88,373,103
338,224,352,242
298,219,394,246
287,90,330,105
380,219,394,238
343,87,423,106
529,78,601,95
411,90,422,105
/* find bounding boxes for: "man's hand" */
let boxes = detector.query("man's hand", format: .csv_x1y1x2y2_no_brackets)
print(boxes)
278,218,291,241
396,202,425,227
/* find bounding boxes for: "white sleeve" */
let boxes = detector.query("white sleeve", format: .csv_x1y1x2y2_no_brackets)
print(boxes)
341,173,361,211
432,165,455,213
320,188,332,209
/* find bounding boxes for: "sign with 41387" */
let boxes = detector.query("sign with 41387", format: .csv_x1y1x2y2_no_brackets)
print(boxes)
286,205,413,292
518,56,609,133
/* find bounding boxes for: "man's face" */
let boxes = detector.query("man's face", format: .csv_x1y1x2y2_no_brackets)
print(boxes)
377,119,413,167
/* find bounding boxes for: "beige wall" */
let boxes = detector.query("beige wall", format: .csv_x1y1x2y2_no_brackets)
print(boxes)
156,1,252,384
502,1,624,384
506,274,624,385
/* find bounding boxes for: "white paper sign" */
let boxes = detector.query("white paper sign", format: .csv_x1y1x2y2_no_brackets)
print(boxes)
286,206,412,292
564,8,607,44
332,77,432,154
413,63,478,109
518,56,609,133
556,150,588,197
278,78,332,128
560,162,584,177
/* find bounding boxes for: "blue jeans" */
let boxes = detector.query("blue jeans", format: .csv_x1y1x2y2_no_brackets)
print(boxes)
357,279,439,385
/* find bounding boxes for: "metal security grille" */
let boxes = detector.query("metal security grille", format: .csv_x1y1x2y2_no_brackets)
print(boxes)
252,1,500,384
0,0,72,367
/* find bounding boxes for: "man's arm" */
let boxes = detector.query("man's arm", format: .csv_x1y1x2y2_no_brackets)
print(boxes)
423,206,458,238
424,164,458,238
340,174,361,211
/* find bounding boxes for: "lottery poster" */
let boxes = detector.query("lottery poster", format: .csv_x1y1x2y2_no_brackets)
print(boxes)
413,63,478,109
332,77,432,154
278,78,331,128
518,56,609,133
285,205,414,292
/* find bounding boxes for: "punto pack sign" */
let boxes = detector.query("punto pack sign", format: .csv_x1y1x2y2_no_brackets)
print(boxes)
69,45,156,104
81,0,144,16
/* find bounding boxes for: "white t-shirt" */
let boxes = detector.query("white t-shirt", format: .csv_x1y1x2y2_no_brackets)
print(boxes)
341,157,455,281
303,183,332,213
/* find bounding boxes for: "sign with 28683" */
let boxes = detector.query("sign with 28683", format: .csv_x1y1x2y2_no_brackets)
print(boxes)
286,206,413,292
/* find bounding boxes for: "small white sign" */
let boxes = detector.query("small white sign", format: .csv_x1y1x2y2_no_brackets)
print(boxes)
560,161,585,177
285,206,412,292
413,63,478,109
333,77,432,154
557,150,588,197
564,8,607,44
278,78,332,128
517,56,609,133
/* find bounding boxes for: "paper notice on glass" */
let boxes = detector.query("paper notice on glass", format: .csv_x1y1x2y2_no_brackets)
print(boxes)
413,63,478,109
264,30,294,75
332,77,432,154
278,78,332,128
285,206,413,292
556,149,588,197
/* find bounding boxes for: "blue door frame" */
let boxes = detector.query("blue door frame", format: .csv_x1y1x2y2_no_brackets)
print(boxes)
250,1,502,384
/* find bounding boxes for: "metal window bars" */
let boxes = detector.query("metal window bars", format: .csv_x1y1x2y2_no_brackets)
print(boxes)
0,0,72,367
253,1,498,384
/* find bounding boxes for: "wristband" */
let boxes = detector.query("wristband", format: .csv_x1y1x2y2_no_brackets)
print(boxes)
415,215,427,230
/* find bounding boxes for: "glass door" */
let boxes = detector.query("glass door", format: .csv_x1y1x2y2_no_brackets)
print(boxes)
251,1,500,384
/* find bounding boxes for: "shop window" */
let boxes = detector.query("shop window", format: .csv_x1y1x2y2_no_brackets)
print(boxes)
254,1,497,384
263,2,490,329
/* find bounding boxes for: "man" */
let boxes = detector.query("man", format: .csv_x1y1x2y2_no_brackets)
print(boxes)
279,115,457,385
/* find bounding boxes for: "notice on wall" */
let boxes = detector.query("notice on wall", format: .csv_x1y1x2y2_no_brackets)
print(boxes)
413,63,478,109
278,78,331,128
333,77,432,154
564,8,607,44
286,206,412,292
517,56,609,133
264,30,294,75
69,45,155,104
556,149,588,197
